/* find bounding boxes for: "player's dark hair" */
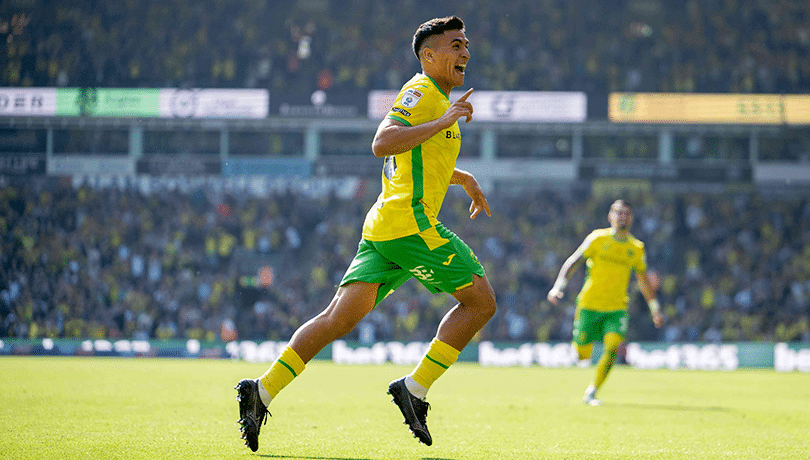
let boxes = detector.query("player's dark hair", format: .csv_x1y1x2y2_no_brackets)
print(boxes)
412,16,465,59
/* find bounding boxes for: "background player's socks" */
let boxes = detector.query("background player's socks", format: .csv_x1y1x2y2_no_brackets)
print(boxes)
408,339,460,400
258,346,306,406
594,334,622,388
594,348,616,387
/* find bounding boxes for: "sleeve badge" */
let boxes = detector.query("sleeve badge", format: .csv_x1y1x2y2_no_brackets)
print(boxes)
400,89,423,108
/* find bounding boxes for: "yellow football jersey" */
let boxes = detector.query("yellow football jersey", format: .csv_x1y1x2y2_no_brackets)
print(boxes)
576,228,647,312
363,73,461,241
362,73,462,241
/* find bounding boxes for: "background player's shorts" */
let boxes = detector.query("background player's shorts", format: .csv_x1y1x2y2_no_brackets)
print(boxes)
572,309,628,345
340,223,485,306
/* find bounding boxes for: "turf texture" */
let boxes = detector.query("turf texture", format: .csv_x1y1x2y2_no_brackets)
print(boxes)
2,357,808,459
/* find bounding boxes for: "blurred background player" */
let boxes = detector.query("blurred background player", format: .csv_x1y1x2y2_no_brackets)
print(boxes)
235,15,498,451
547,199,664,405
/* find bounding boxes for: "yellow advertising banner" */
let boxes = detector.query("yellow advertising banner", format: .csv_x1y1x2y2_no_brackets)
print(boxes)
784,95,810,124
609,93,789,124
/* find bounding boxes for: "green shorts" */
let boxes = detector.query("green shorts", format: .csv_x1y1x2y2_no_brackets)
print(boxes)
572,309,628,345
340,223,485,306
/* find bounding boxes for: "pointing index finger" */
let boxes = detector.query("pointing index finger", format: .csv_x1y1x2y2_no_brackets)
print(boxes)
457,87,474,102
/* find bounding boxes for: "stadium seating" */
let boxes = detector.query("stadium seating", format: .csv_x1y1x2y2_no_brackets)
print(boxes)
2,177,808,343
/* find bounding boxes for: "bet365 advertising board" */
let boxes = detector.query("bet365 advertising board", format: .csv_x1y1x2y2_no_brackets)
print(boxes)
3,339,808,372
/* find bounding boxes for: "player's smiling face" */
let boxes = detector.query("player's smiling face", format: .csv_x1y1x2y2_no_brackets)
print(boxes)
423,29,469,92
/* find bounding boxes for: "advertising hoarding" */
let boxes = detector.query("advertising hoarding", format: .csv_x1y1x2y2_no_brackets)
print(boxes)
369,90,587,122
610,93,810,125
0,88,268,119
5,339,808,372
0,88,58,116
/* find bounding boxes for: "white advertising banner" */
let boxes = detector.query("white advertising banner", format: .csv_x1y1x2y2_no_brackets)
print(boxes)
48,156,135,176
368,89,586,122
0,88,58,116
158,89,269,119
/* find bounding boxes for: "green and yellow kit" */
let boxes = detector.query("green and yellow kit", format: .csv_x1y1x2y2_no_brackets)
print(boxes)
341,73,483,305
573,228,647,344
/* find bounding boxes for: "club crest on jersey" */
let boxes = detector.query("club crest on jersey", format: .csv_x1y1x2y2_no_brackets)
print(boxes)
401,89,423,108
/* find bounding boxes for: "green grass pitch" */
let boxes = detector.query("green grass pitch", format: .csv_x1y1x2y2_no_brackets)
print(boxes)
2,357,808,459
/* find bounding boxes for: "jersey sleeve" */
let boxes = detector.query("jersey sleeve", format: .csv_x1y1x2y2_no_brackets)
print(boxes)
580,230,600,259
386,83,437,127
634,241,648,272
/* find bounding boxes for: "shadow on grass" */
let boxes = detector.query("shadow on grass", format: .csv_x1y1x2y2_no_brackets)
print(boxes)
259,456,372,460
611,402,742,414
258,456,455,460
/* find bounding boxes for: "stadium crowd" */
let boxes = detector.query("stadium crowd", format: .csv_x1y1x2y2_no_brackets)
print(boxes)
2,0,810,96
2,177,809,344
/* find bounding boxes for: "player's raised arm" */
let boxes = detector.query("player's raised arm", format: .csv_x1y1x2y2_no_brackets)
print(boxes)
371,88,474,158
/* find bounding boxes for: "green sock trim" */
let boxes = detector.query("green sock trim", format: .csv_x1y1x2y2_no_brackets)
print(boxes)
278,359,298,377
425,354,449,369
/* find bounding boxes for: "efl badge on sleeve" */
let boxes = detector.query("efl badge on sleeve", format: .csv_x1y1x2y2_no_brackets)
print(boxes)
401,89,423,108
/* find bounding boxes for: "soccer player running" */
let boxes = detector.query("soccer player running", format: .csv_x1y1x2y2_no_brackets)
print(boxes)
235,16,497,451
547,199,664,405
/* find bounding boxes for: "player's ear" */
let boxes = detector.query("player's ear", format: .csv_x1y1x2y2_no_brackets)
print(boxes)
423,48,433,63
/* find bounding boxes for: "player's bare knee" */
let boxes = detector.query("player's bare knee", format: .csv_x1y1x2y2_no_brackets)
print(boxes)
469,276,497,319
466,299,495,325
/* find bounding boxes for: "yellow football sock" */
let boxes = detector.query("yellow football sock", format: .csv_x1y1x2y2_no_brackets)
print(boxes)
410,339,461,389
260,346,306,399
593,333,623,388
574,342,593,360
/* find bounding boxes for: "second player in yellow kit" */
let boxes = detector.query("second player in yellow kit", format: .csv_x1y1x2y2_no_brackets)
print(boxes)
548,200,664,405
576,227,647,313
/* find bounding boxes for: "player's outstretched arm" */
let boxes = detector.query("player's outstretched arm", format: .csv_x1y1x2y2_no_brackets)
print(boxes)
547,242,587,305
451,168,490,219
371,88,474,158
636,270,664,327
